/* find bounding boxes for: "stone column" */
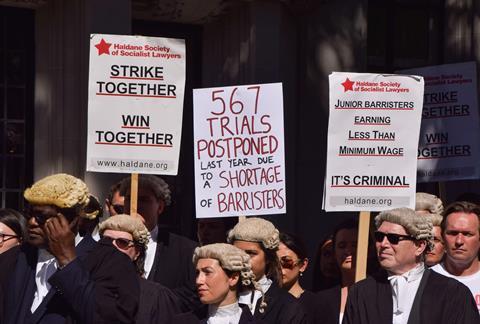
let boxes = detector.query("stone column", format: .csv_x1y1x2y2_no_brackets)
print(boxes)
34,0,131,197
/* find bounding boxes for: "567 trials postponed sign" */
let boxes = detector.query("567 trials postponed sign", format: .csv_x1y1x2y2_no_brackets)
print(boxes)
323,72,424,211
193,83,286,218
87,34,185,175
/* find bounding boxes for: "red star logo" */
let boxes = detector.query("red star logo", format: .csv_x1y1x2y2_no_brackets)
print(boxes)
341,78,355,92
94,38,112,55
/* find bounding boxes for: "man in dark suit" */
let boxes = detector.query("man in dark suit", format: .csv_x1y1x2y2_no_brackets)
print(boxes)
343,207,479,324
3,173,139,324
120,174,199,311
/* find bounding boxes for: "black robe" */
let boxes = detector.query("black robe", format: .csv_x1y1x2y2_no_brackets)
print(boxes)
314,285,341,324
3,236,139,324
251,283,307,324
136,278,183,324
0,245,21,323
173,303,264,324
343,269,480,324
147,228,201,312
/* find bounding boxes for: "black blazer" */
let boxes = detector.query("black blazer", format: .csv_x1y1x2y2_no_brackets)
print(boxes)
4,236,140,324
343,269,480,324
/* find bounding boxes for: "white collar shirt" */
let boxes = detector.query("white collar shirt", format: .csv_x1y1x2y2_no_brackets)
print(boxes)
388,263,425,324
144,225,158,279
207,302,242,324
30,249,58,312
238,275,271,314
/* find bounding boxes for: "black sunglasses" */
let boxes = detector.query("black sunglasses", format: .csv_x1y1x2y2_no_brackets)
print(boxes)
374,231,415,244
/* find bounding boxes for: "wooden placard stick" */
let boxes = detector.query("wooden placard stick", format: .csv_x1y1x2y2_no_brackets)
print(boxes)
355,211,371,282
238,216,246,223
130,173,139,215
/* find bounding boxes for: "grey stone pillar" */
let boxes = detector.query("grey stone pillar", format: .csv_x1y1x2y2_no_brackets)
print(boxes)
34,0,131,198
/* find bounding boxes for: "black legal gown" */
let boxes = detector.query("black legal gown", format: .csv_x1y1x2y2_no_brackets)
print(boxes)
147,227,201,312
297,290,324,324
252,283,307,324
315,285,342,324
343,269,480,324
136,278,183,324
0,245,21,323
173,304,264,324
3,236,140,324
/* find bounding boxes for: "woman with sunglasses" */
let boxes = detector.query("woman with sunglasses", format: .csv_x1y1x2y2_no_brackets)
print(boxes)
277,232,322,324
316,218,360,324
175,243,264,323
99,214,183,324
0,208,27,323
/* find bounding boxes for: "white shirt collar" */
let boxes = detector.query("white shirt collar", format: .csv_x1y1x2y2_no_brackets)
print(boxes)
208,301,242,318
388,263,425,283
150,225,158,242
144,225,159,278
388,263,425,324
238,275,271,314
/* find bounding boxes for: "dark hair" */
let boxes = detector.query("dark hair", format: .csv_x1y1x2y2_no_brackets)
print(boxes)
119,174,172,206
279,232,308,260
332,218,358,250
0,208,27,242
107,181,123,203
442,201,480,233
264,245,283,286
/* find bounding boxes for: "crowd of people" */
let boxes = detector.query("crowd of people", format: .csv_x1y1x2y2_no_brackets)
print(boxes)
0,173,479,323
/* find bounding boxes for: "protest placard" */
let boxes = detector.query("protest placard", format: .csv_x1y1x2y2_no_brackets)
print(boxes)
86,34,185,175
193,83,286,218
323,72,424,211
401,62,480,182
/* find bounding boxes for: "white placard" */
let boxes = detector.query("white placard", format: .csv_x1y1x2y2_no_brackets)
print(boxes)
193,83,286,218
323,72,424,211
401,62,480,182
86,34,185,175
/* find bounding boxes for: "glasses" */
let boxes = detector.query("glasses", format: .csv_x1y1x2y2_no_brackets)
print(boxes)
280,256,303,269
104,236,135,250
374,231,415,245
0,233,18,244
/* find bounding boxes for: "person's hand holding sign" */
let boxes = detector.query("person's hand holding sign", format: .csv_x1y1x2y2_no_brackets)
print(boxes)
44,213,77,268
